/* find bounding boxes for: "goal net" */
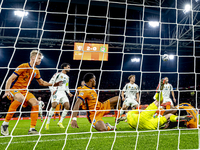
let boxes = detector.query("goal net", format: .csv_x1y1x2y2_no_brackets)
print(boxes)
0,0,199,149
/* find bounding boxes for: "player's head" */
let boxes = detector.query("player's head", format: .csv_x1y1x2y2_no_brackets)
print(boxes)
38,97,41,101
128,75,135,83
81,80,85,86
164,77,169,84
30,50,43,66
61,63,70,73
83,73,96,87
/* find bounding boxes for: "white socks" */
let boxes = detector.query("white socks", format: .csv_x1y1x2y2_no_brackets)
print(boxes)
120,108,124,116
59,109,68,123
2,121,9,125
40,113,43,120
46,107,55,124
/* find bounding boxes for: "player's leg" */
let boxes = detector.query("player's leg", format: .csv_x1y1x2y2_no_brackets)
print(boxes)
39,110,43,122
46,101,58,130
95,120,116,131
27,95,39,135
1,92,23,136
57,98,70,128
108,96,121,120
54,113,56,121
119,102,128,117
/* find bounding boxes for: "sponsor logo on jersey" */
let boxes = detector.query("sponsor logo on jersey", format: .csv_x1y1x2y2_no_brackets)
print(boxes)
14,91,18,93
61,76,63,78
129,86,131,88
80,92,84,96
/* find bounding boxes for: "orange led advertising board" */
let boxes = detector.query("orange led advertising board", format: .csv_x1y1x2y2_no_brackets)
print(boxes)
73,43,108,61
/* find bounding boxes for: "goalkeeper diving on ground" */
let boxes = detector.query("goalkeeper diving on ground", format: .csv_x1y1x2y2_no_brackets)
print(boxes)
117,78,198,130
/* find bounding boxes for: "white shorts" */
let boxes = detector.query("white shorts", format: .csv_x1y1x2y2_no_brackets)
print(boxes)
39,109,43,114
163,97,173,106
123,98,139,107
51,92,69,105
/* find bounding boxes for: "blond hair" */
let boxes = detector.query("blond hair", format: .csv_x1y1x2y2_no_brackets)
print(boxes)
30,50,42,59
128,75,135,81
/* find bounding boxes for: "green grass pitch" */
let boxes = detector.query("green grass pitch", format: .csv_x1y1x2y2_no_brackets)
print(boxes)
0,117,199,150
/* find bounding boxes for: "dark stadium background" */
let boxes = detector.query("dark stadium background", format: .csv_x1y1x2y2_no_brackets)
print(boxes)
0,0,199,117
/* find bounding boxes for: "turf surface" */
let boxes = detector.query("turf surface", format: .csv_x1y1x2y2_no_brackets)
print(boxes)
0,117,199,150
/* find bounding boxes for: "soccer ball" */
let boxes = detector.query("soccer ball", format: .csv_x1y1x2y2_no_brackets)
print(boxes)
162,54,169,61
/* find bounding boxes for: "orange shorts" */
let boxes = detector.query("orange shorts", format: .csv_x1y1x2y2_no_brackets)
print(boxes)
87,100,111,128
8,90,36,107
54,111,60,114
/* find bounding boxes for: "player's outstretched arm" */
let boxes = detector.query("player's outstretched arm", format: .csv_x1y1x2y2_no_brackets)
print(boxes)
36,78,62,87
71,98,82,128
171,91,176,103
2,73,18,98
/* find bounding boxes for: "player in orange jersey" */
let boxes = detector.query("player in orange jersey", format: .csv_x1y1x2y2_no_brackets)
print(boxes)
53,103,63,121
71,73,121,131
1,50,62,136
76,81,87,110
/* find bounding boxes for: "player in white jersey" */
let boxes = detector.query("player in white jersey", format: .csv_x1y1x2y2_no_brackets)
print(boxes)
160,77,176,108
117,75,140,122
38,97,45,122
45,63,73,130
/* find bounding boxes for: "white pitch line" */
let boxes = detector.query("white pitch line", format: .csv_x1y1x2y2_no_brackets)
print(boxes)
0,132,197,145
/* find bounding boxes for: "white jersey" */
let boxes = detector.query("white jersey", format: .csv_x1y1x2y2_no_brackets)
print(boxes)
122,83,139,100
39,101,45,110
49,72,70,94
162,83,173,98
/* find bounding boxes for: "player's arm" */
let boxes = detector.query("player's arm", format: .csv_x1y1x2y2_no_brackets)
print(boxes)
65,78,73,97
37,78,62,87
2,73,18,98
121,84,127,101
136,92,140,104
121,91,125,101
71,98,83,128
171,91,176,103
170,85,176,103
42,102,45,109
136,85,140,104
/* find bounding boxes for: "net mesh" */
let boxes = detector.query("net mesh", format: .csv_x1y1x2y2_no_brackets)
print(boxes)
0,0,199,149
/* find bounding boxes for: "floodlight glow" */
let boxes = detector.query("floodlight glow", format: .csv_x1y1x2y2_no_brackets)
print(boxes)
41,56,44,59
14,11,28,17
183,4,191,13
131,58,140,62
169,55,174,60
148,21,159,28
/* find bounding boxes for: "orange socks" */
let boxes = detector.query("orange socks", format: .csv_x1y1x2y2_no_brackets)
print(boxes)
166,105,171,109
106,125,111,131
30,105,39,128
5,100,22,122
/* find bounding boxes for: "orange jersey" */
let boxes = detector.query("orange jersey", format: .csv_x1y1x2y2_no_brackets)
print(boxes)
11,63,41,90
77,85,95,110
78,85,111,125
78,85,100,110
55,103,63,111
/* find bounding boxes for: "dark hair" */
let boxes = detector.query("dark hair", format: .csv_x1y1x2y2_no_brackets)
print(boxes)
61,63,70,69
83,73,95,83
